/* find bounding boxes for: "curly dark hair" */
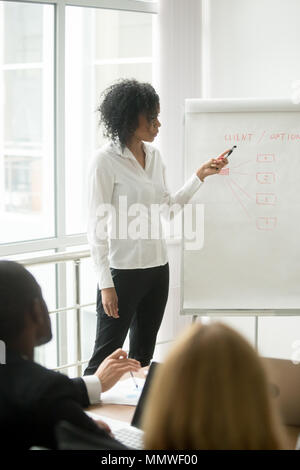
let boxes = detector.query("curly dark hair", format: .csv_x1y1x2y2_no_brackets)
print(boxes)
97,79,160,145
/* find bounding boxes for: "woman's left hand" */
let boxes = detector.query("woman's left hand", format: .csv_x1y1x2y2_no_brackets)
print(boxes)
196,149,230,182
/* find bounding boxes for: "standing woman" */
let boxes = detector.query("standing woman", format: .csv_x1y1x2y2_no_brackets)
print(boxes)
84,79,229,375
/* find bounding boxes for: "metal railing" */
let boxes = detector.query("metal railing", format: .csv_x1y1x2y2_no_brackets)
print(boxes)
19,250,92,376
18,249,171,376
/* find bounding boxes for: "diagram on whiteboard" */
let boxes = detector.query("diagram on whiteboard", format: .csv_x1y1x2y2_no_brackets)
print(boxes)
220,148,278,230
203,128,300,231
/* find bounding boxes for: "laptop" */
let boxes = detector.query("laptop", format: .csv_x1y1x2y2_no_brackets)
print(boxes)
96,361,160,449
262,357,300,426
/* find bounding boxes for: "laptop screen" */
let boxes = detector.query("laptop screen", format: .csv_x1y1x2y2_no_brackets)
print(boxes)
131,361,160,429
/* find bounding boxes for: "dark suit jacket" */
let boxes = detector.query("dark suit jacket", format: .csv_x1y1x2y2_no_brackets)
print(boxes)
0,349,126,450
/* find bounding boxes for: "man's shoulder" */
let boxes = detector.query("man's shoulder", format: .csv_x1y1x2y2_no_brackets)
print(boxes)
31,361,79,399
2,354,76,400
31,360,71,385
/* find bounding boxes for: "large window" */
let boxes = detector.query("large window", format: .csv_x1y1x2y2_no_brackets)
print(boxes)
65,6,154,234
0,0,157,371
0,1,54,243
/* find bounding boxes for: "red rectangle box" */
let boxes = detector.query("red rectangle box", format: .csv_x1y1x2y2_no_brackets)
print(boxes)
256,217,277,231
256,193,277,205
256,172,275,184
257,154,275,163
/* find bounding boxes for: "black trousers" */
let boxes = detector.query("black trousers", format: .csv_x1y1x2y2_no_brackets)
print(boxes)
84,262,169,375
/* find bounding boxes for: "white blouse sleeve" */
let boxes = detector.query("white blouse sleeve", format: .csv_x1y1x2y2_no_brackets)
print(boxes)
87,156,115,290
159,153,204,220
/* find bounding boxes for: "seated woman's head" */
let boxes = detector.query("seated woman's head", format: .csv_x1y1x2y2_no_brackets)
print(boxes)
143,322,284,450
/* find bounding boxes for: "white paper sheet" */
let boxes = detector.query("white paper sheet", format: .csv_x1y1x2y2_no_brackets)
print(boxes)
99,377,145,406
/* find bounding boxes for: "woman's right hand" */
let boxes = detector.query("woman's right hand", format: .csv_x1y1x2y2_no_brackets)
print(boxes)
101,287,119,318
196,149,230,181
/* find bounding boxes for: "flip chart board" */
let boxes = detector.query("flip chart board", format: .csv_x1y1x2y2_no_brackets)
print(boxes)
182,99,300,315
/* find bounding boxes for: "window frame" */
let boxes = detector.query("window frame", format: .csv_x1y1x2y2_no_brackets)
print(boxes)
0,0,158,370
0,0,158,258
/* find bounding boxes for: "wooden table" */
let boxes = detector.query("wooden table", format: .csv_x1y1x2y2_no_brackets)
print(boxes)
88,370,300,450
88,369,146,424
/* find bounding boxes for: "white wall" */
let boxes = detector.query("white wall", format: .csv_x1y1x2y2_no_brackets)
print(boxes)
156,0,300,360
209,0,300,99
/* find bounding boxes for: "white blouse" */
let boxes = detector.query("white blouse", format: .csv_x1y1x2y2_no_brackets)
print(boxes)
87,139,203,289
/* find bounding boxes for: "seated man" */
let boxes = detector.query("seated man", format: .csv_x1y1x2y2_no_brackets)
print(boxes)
0,260,141,450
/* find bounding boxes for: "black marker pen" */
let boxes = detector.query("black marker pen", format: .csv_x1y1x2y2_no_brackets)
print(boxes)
226,145,237,158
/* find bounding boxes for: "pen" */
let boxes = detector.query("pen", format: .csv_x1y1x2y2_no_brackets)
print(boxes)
130,371,139,390
211,145,237,169
210,145,236,168
217,145,237,160
120,351,139,390
225,145,237,158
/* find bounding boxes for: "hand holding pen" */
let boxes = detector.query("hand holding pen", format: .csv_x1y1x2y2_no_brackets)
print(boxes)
94,348,141,393
196,145,237,181
211,145,237,169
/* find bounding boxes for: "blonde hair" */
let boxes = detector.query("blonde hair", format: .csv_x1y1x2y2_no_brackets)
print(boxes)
143,322,285,450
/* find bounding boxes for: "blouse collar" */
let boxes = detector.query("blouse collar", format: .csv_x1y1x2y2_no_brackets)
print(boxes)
111,139,154,162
